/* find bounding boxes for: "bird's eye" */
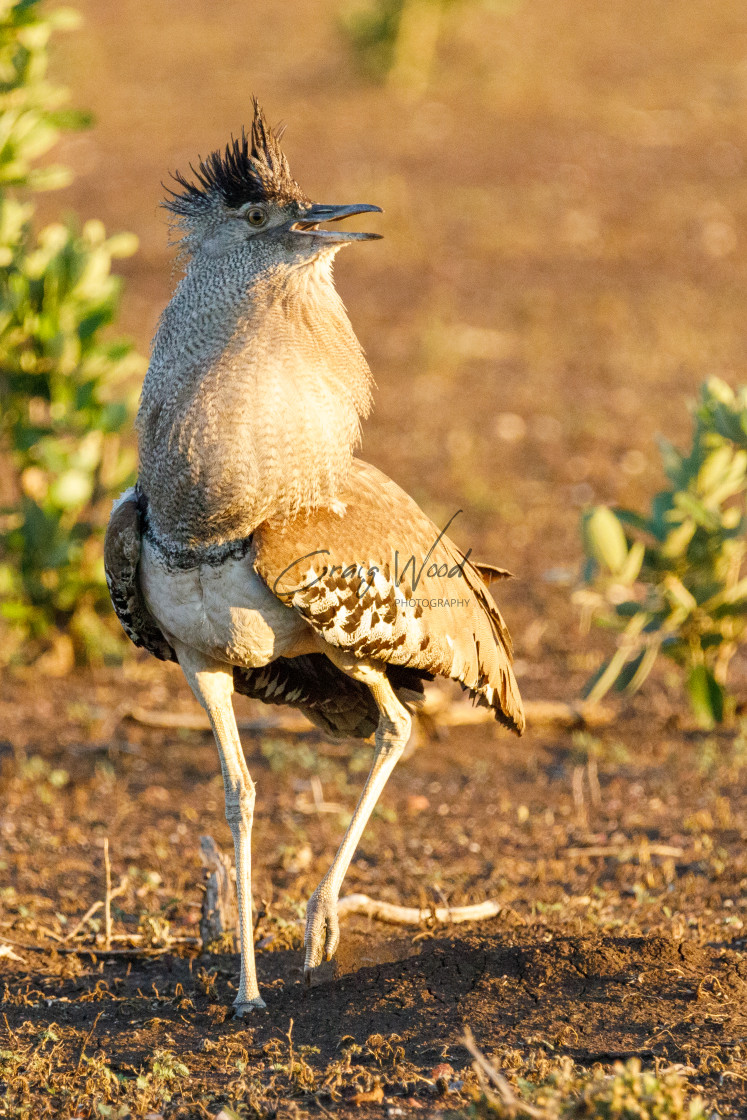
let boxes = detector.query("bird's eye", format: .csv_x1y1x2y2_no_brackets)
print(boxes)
246,207,267,227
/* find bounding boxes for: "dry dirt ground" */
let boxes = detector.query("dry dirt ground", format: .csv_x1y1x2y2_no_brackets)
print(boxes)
3,0,747,1115
1,668,747,1117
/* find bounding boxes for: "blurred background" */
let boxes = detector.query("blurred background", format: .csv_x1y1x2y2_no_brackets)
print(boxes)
4,0,747,700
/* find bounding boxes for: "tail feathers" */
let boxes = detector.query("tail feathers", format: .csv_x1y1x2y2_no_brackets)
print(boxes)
452,559,525,735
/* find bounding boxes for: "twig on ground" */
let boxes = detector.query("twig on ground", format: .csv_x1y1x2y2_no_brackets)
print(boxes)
587,756,602,808
64,841,132,950
32,923,64,943
336,894,501,925
422,695,615,729
126,695,615,735
100,838,128,952
255,892,503,949
103,838,112,950
566,844,684,860
127,705,311,734
75,1011,103,1075
581,1048,656,1061
462,1026,548,1118
295,775,344,814
0,944,25,963
200,836,504,947
64,901,103,943
572,764,587,825
200,835,237,947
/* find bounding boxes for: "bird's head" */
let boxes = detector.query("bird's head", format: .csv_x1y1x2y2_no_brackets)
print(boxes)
163,100,382,265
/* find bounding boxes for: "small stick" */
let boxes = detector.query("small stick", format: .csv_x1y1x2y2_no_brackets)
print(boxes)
103,839,112,951
65,872,129,948
65,901,103,943
33,923,64,943
587,756,602,808
313,1097,337,1120
421,696,616,729
296,776,344,814
0,944,25,962
75,1011,103,1075
128,706,310,733
566,844,683,860
200,835,237,947
101,841,129,951
462,1027,548,1119
256,893,503,948
336,894,500,925
127,697,615,733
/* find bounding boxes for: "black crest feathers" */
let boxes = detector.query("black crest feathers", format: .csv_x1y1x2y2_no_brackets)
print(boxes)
163,99,306,219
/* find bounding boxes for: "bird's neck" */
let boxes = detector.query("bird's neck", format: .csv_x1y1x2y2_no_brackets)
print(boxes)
137,251,373,550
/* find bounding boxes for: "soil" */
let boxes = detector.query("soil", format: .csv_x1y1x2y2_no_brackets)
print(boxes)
1,669,746,1115
3,0,747,1115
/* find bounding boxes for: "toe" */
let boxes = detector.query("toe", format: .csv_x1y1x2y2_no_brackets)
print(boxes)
304,888,340,976
324,916,340,961
304,924,326,973
233,995,267,1016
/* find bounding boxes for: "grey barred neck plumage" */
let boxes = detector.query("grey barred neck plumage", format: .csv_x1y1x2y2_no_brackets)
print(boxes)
136,107,377,551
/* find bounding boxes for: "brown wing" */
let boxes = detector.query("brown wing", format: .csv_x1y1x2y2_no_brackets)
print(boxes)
104,491,176,663
254,459,524,734
104,489,426,737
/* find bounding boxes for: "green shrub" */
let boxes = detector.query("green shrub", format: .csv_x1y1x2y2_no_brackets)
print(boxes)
339,0,505,92
339,0,406,79
576,378,747,726
0,0,143,666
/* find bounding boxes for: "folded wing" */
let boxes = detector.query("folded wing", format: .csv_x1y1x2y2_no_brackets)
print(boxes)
254,459,524,734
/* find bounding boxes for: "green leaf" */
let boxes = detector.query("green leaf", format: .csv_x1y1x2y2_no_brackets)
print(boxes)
618,539,645,584
623,641,660,692
106,231,138,258
27,164,73,191
686,665,725,727
648,492,675,541
695,443,734,496
581,506,629,575
673,490,721,531
663,574,697,613
660,517,696,560
584,640,642,703
658,436,685,485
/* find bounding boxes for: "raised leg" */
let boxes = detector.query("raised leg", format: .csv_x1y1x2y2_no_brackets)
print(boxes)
174,642,265,1014
304,658,411,977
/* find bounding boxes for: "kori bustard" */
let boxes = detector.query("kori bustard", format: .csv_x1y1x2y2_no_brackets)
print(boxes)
105,101,524,1015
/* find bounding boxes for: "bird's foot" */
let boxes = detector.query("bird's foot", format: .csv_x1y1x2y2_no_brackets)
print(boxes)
304,885,340,980
233,995,267,1017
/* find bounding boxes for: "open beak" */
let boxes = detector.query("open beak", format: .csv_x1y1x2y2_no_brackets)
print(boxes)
291,202,382,242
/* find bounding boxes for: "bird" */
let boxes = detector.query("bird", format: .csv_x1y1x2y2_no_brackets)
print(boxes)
104,100,524,1016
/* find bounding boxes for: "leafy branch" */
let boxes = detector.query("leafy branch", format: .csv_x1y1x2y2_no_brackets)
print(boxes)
575,378,747,726
0,0,143,667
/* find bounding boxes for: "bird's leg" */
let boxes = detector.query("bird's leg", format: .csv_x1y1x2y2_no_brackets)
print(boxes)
304,659,411,976
174,642,265,1015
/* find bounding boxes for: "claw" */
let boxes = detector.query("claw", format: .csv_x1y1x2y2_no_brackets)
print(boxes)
233,995,267,1017
304,886,340,979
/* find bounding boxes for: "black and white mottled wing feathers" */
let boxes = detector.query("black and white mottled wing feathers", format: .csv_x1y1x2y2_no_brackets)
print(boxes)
254,459,524,734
